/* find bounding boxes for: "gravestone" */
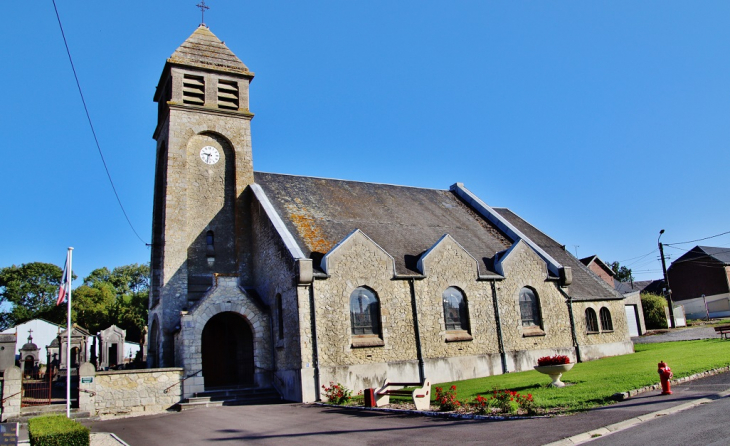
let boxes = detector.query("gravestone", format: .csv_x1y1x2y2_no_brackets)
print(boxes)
18,333,40,378
99,325,126,370
0,334,16,373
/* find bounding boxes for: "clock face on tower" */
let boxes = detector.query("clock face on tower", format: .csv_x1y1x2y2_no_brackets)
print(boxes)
199,146,220,165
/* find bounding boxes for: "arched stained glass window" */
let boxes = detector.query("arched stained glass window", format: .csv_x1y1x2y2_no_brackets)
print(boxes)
600,307,613,331
442,287,469,331
586,308,599,333
350,287,380,336
519,287,542,327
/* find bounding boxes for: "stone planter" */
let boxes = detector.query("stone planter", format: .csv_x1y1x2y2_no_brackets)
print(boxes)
534,363,574,387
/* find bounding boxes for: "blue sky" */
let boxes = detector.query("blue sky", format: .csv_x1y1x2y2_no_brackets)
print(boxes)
2,1,730,284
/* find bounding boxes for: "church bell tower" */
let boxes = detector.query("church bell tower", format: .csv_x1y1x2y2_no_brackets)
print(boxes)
148,25,255,367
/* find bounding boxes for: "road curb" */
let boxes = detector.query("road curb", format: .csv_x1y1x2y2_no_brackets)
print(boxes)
544,389,730,445
612,365,730,401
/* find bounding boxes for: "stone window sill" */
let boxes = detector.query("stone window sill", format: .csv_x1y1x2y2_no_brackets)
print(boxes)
351,335,384,348
586,330,599,335
445,331,473,343
522,327,546,337
602,330,614,333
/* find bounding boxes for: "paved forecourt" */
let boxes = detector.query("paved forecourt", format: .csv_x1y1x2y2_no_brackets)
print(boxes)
79,370,730,445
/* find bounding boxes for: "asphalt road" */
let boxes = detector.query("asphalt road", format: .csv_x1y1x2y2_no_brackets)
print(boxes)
590,388,730,446
86,371,730,446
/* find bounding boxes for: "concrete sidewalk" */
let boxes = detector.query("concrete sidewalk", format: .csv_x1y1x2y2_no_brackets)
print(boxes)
632,326,720,344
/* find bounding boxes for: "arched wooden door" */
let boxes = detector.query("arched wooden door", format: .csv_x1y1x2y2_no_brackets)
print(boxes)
202,312,255,389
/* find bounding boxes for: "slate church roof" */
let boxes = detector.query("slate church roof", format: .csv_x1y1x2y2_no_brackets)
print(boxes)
254,172,622,301
494,208,623,301
254,172,512,276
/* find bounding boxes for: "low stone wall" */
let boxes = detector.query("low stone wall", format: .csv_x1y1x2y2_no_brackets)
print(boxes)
79,363,183,418
1,367,20,422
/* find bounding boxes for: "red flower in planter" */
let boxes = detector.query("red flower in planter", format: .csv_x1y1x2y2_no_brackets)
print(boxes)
537,355,571,366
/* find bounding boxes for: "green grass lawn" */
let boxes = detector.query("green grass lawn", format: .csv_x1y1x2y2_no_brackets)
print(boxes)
427,339,730,411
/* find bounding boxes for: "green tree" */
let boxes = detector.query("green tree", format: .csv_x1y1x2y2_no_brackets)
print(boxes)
71,281,117,334
608,261,633,283
74,264,149,341
641,293,669,329
0,262,70,329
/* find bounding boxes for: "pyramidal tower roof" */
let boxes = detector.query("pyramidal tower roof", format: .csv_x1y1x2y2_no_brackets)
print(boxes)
168,25,251,75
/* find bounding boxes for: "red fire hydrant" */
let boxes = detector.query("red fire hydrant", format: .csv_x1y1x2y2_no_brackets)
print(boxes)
658,360,673,395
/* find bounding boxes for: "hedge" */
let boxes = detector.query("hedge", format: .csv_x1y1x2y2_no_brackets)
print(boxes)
641,292,669,329
28,414,90,446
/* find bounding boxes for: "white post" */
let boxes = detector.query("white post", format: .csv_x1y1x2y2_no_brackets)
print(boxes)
66,247,74,418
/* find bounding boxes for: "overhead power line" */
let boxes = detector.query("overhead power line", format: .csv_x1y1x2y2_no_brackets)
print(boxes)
664,229,730,247
52,0,147,245
621,249,659,268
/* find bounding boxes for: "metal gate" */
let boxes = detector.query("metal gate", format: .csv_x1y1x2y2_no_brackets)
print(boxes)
21,365,53,407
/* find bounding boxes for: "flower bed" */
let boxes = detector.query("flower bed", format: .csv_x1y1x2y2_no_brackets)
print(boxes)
406,385,539,416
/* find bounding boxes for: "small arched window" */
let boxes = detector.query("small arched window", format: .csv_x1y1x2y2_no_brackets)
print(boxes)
206,231,215,249
600,307,613,331
442,287,469,332
276,294,284,339
350,287,381,336
519,287,542,328
586,308,599,333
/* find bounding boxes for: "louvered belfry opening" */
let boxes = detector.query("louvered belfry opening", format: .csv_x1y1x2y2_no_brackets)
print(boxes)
182,74,205,105
217,79,239,110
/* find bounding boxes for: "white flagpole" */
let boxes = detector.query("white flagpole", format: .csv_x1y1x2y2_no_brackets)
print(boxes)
66,247,73,418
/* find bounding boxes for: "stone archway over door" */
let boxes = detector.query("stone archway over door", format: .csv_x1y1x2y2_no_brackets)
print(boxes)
202,312,255,388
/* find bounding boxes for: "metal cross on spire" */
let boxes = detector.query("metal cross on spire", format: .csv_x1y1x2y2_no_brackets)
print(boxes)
196,1,210,26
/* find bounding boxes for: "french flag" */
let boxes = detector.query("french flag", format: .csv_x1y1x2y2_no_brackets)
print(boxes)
57,255,70,306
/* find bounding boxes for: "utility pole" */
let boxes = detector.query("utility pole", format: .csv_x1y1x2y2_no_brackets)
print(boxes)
658,230,676,328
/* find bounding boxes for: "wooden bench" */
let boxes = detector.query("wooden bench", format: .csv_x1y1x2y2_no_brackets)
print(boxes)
714,325,730,339
374,379,431,411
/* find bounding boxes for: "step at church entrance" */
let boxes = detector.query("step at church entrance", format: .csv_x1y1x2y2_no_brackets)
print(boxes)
201,312,255,389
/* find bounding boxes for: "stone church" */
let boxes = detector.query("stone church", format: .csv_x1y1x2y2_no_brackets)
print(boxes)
148,25,633,402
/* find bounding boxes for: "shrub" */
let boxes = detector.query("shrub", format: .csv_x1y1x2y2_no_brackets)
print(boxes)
470,394,495,414
489,389,536,415
28,414,90,446
641,293,669,329
537,355,570,366
321,382,352,405
491,389,519,414
516,392,536,415
435,385,461,411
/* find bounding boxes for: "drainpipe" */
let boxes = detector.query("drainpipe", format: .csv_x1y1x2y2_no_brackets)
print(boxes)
490,281,508,374
308,283,321,401
268,301,279,393
562,289,582,363
408,278,425,382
